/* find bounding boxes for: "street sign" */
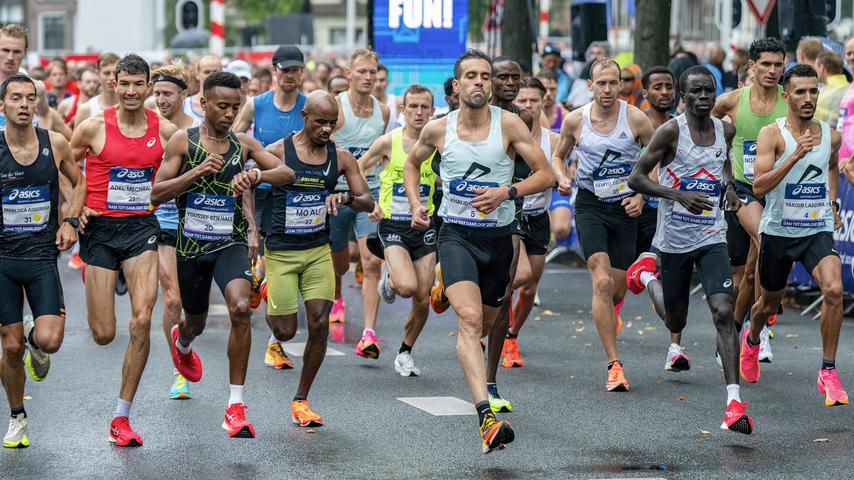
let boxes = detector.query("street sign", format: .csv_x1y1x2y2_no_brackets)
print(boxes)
746,0,776,25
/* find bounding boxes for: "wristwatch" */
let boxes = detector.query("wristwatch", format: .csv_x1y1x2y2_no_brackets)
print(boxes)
63,217,80,228
342,191,355,205
507,185,518,200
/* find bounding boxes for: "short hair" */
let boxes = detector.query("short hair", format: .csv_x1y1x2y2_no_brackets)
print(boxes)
114,53,150,81
519,77,546,96
641,66,674,89
737,62,751,83
77,66,97,80
377,63,388,74
781,63,818,89
589,57,621,80
348,48,379,67
327,75,348,90
0,24,28,49
586,41,612,60
443,76,454,97
253,68,271,80
748,37,786,62
797,37,824,61
679,65,716,92
203,71,242,92
817,51,844,75
453,48,492,79
402,84,434,106
535,70,557,83
98,52,120,69
48,58,67,75
0,74,35,100
152,61,193,89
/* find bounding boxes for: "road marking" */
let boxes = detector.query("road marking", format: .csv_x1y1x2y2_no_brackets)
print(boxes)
282,342,345,357
542,269,589,275
208,304,229,316
397,396,476,416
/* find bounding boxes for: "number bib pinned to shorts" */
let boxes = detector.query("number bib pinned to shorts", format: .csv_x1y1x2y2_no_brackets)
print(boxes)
2,185,50,233
285,191,327,234
446,179,499,227
183,193,234,241
672,177,719,225
592,163,633,202
522,192,547,216
107,166,153,211
391,183,429,221
742,141,757,181
782,183,827,228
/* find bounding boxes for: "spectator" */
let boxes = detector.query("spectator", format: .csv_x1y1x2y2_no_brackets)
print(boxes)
709,46,736,91
731,48,749,79
736,62,754,88
815,51,849,129
313,62,331,87
567,41,611,108
618,65,647,110
839,36,854,176
256,67,273,91
540,44,570,103
796,37,824,70
535,70,568,132
327,75,349,96
444,76,459,111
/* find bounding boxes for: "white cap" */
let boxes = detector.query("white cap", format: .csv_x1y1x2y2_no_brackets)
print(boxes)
225,60,252,80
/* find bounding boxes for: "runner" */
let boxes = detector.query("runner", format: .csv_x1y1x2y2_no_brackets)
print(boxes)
374,63,400,133
233,44,307,370
551,57,654,391
263,90,373,426
73,53,120,127
70,54,179,447
329,48,389,352
153,71,295,438
359,84,437,376
628,66,753,434
0,75,85,448
150,61,199,399
742,64,848,407
404,49,553,453
183,54,221,125
58,67,99,126
535,71,567,133
713,38,787,362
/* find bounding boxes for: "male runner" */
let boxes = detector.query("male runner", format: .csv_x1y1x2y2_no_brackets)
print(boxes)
551,57,654,391
742,64,848,407
405,49,553,453
359,84,437,376
183,54,221,124
541,69,574,244
153,71,295,438
58,67,99,125
374,63,400,133
150,61,198,399
628,66,753,434
233,44,307,370
71,54,179,446
330,48,389,352
264,91,373,426
73,53,120,127
713,38,788,362
535,71,567,133
328,76,349,97
0,75,84,448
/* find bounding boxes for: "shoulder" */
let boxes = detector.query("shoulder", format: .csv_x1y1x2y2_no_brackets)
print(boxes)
830,124,842,147
757,121,782,140
166,128,189,148
58,96,73,110
336,147,356,163
235,132,260,148
717,89,741,109
721,119,736,139
655,118,681,140
77,114,105,136
48,129,71,150
421,117,446,139
157,114,180,137
626,104,650,122
265,138,285,157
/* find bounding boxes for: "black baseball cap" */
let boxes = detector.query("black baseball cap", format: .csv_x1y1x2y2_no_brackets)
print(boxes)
542,44,561,57
272,45,305,69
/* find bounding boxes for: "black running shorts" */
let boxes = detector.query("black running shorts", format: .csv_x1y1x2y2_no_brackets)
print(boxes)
759,232,838,292
158,228,178,248
516,212,550,256
79,215,160,271
177,244,252,315
438,223,513,307
659,243,733,313
725,211,750,267
0,258,65,326
574,189,638,270
378,219,437,261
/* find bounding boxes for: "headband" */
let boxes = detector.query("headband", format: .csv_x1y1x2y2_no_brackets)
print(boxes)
152,74,187,91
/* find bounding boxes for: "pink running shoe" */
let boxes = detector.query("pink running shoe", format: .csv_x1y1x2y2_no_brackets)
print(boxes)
354,329,380,359
330,297,346,324
739,327,760,383
818,369,849,406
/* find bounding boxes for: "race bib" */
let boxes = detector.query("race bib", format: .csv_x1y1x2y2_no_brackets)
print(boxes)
285,191,327,234
2,185,50,233
183,193,234,241
522,192,547,216
782,183,827,228
446,179,499,227
742,141,757,181
158,199,178,216
107,166,153,211
391,182,429,221
592,163,633,202
672,177,719,225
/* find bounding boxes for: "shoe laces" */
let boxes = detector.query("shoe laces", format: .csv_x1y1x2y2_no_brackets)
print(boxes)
293,401,317,419
821,369,845,390
480,414,497,436
270,341,286,358
399,353,415,369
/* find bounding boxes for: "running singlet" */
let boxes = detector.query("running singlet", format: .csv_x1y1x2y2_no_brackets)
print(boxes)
654,115,728,254
175,128,247,258
732,85,787,184
759,119,834,238
575,100,642,203
182,96,205,125
513,127,552,217
0,128,59,260
550,107,564,133
155,116,202,231
84,107,163,217
439,105,515,228
266,135,339,251
334,91,386,194
378,127,436,220
252,90,306,190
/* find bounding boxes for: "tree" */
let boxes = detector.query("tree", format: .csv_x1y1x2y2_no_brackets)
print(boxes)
633,0,671,70
501,0,534,68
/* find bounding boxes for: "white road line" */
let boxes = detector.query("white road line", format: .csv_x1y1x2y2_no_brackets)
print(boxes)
282,342,345,357
397,396,476,416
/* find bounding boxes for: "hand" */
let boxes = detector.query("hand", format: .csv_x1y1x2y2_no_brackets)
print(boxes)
195,153,224,177
410,205,430,231
368,204,385,222
326,192,349,216
55,222,77,251
835,210,842,231
556,177,573,197
724,185,741,213
471,186,509,215
793,127,816,160
78,206,101,232
676,191,715,215
231,171,255,196
34,80,49,116
247,226,260,260
621,194,644,218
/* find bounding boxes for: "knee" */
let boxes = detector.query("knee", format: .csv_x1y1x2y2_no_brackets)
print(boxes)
306,315,329,339
551,222,569,239
269,319,297,341
92,329,115,346
128,317,151,340
38,331,63,354
2,339,24,360
711,302,734,326
363,256,381,275
515,271,532,288
592,274,615,296
519,281,537,299
456,309,483,336
823,282,844,305
755,299,777,318
229,299,252,322
164,290,182,315
396,280,417,299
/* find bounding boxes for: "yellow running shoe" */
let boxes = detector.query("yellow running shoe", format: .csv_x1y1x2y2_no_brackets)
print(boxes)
480,413,514,454
291,400,324,427
264,340,294,369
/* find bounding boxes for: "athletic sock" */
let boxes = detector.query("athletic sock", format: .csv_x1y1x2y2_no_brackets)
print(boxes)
639,270,657,287
10,405,25,419
726,384,741,404
363,328,375,337
608,360,622,370
486,382,499,397
228,385,244,406
475,401,492,425
293,394,307,402
822,359,836,370
175,337,191,354
506,332,518,339
398,342,412,354
27,329,40,350
113,399,132,419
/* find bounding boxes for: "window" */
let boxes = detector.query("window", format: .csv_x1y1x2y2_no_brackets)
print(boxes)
0,1,25,24
40,12,65,51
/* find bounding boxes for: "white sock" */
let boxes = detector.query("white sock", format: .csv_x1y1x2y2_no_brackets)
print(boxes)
726,384,740,404
269,334,278,344
175,337,191,354
640,270,657,287
670,342,682,352
113,399,132,419
228,384,245,406
173,367,180,376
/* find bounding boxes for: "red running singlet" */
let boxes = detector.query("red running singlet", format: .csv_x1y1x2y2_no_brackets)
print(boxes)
84,106,163,217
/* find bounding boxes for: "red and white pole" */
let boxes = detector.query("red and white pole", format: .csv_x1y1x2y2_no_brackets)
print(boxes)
210,0,225,56
539,0,550,48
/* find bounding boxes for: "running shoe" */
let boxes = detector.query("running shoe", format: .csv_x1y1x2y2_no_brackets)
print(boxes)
67,252,84,270
488,393,513,413
222,403,256,438
430,263,450,314
378,262,396,304
721,399,753,435
817,369,849,406
170,325,203,382
109,417,142,447
291,400,324,427
758,325,773,363
605,361,630,392
249,257,265,309
739,327,760,383
169,373,191,399
329,322,346,343
115,269,128,296
330,297,346,324
767,313,778,326
354,330,381,359
3,414,28,448
23,314,50,381
394,352,420,376
264,340,294,369
501,337,525,368
480,413,515,454
614,299,624,336
355,260,364,285
664,343,691,372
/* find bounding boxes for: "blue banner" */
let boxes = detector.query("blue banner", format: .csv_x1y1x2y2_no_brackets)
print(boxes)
373,0,468,62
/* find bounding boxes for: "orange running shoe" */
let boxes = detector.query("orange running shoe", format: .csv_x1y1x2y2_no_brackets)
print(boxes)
291,400,324,427
431,263,450,314
501,337,524,368
480,413,515,454
264,340,294,369
355,260,364,285
614,299,624,336
605,361,630,392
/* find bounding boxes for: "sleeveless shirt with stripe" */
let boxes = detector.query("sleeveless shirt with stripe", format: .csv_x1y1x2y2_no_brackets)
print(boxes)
334,92,386,193
378,127,436,220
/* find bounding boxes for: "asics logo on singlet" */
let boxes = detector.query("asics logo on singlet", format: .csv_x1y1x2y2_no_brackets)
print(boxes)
7,189,40,200
193,195,227,207
117,168,145,180
715,148,723,158
748,143,757,153
687,180,716,192
231,155,240,165
723,279,733,288
396,184,407,194
792,185,822,196
146,138,156,148
598,166,628,177
292,193,322,203
454,181,480,193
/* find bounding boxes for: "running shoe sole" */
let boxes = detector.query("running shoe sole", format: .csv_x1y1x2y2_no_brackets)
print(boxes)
482,421,515,454
817,378,850,406
665,356,690,372
292,417,324,427
357,344,380,359
222,423,256,438
3,438,29,448
108,436,141,447
721,415,753,435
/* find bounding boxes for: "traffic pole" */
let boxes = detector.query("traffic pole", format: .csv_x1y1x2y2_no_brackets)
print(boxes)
539,0,550,48
210,0,225,56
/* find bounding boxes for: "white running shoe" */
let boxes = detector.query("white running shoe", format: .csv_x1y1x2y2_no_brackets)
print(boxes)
3,413,28,448
394,352,420,377
23,314,50,381
664,343,691,372
758,325,773,363
379,263,396,304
